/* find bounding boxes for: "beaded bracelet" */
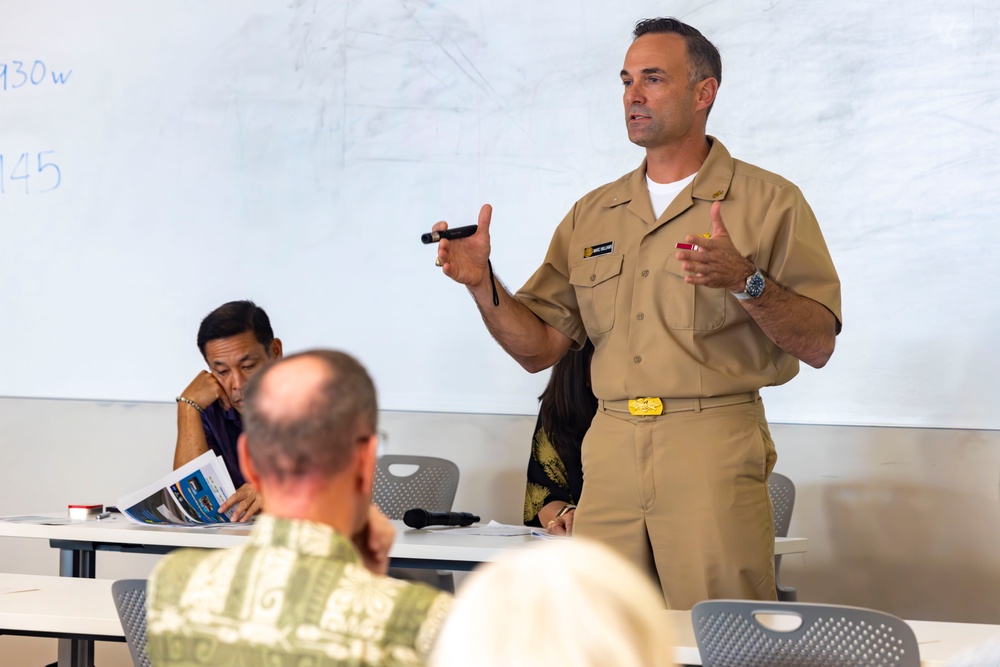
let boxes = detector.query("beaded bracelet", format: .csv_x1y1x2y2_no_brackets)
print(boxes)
175,396,204,414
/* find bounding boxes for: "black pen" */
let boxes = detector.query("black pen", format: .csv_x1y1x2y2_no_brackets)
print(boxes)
421,225,477,244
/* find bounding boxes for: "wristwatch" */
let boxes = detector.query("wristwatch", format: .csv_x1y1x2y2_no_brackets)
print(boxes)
733,268,766,300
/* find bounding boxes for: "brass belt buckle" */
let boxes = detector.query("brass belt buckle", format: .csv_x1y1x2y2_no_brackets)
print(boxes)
628,397,663,416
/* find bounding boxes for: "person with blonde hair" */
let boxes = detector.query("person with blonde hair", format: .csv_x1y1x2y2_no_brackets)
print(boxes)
429,538,675,667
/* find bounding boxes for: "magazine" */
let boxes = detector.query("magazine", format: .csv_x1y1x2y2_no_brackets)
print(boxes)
116,451,238,525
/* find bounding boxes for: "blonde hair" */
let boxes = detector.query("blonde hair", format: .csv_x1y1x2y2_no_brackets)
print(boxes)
430,538,675,667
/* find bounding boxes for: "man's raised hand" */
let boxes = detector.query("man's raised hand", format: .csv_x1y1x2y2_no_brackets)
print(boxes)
433,204,493,288
179,371,230,412
675,201,756,291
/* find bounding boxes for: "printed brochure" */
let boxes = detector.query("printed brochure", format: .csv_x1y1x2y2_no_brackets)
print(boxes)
116,451,237,525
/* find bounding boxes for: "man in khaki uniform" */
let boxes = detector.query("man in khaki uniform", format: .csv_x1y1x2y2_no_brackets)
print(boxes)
432,18,841,609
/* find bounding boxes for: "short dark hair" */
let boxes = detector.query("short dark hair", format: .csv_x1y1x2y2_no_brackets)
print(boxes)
196,300,274,357
241,349,378,481
633,17,722,114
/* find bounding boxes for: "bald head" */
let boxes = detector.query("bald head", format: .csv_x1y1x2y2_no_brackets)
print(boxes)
241,349,378,481
251,355,331,425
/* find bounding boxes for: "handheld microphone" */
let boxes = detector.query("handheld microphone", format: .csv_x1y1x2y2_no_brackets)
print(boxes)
403,508,481,529
421,225,478,244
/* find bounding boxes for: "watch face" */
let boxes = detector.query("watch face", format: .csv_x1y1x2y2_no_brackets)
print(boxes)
746,271,765,298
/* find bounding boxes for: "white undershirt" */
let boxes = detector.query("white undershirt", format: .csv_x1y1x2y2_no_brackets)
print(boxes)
646,172,696,220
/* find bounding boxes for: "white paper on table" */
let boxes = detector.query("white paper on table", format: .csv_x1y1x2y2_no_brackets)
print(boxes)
0,515,75,525
530,529,572,540
446,520,533,536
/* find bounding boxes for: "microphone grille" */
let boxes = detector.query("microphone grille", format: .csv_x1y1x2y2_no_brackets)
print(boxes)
402,508,428,529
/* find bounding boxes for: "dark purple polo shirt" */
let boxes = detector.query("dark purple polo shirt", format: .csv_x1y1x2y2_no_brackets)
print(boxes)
199,402,246,488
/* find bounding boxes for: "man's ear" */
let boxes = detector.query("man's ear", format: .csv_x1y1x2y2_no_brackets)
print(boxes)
237,434,260,490
270,338,283,360
356,433,378,498
695,77,718,113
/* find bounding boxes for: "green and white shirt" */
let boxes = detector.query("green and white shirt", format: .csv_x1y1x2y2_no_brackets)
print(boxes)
147,515,452,667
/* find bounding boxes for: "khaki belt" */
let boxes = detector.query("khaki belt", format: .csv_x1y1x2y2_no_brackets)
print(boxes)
599,391,759,416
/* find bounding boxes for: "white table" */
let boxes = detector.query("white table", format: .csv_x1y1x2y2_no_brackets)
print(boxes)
0,512,808,576
0,512,807,667
0,573,123,641
663,610,1000,666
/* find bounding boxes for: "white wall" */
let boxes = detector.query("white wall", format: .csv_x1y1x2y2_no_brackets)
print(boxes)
2,397,999,665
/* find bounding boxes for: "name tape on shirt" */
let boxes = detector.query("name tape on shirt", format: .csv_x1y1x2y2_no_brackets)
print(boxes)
583,241,613,259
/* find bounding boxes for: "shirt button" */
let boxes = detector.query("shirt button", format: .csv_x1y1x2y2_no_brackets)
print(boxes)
590,274,596,282
636,313,644,321
642,269,649,277
633,355,642,364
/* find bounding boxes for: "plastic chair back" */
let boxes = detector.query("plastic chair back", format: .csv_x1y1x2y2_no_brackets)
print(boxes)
769,472,796,538
111,579,150,667
374,455,460,593
692,599,920,667
373,455,459,519
769,472,798,601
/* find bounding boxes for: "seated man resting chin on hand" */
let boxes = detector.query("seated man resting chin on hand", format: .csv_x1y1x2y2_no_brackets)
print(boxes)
173,299,282,522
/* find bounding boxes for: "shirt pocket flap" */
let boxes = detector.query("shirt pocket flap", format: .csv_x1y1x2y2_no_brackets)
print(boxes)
663,255,686,279
568,255,624,288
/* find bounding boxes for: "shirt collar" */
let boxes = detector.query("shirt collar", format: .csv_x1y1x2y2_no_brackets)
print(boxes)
603,136,735,220
690,136,734,203
221,406,242,426
248,515,361,564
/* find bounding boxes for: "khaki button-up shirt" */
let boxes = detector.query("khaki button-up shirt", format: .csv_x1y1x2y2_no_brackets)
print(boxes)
516,137,842,401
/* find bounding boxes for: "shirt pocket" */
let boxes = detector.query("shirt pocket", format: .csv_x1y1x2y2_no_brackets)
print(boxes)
569,255,623,335
662,256,727,330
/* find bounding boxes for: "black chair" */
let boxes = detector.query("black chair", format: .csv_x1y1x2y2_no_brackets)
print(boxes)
692,599,920,666
768,471,797,601
111,579,150,667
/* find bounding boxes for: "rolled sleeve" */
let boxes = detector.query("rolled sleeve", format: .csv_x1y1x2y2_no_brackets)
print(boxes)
514,204,587,347
756,183,843,333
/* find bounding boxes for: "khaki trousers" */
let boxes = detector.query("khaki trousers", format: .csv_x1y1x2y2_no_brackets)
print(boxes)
573,394,777,610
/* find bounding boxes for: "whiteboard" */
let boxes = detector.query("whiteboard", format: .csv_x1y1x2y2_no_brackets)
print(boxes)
2,0,998,430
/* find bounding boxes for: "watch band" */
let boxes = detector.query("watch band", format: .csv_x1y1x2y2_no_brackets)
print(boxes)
733,268,765,300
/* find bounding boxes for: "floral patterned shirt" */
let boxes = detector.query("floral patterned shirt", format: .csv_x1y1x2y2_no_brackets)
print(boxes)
523,416,585,527
147,515,452,667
